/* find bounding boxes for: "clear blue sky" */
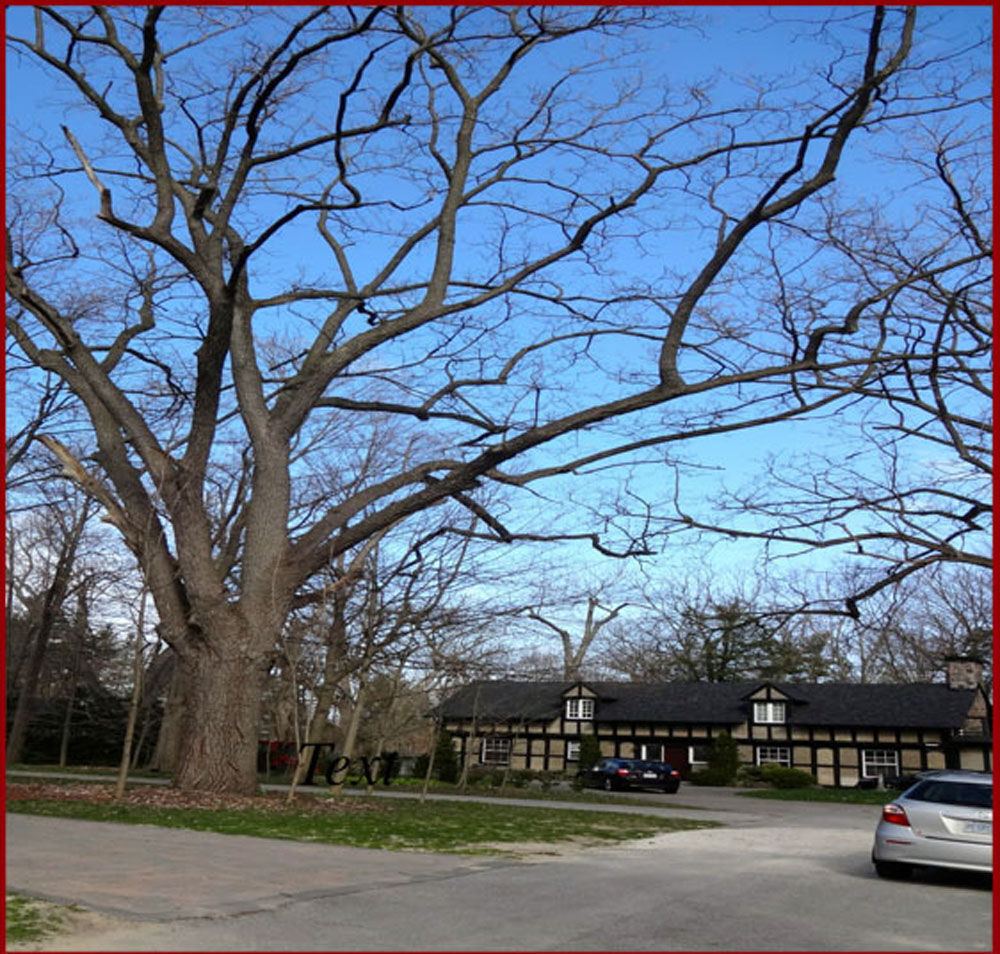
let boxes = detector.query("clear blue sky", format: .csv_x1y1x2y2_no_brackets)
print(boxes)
5,6,991,612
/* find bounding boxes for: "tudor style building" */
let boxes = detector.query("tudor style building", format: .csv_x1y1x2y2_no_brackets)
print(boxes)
437,657,992,787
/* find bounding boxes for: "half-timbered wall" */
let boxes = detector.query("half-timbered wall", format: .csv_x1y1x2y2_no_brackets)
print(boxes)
442,682,991,786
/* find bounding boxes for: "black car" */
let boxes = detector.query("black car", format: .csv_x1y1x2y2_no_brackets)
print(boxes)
582,757,681,793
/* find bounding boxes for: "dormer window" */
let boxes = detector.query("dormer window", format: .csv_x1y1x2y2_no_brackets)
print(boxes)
754,701,786,724
565,698,594,720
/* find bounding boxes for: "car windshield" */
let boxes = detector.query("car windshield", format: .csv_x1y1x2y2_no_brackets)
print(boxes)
907,780,992,808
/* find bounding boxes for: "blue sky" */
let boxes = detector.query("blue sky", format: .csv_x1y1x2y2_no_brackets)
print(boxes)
5,6,992,618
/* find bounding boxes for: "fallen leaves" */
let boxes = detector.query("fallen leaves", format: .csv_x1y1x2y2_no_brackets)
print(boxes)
5,781,381,815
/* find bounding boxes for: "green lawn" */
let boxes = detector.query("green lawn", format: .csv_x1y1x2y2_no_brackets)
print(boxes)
8,794,719,855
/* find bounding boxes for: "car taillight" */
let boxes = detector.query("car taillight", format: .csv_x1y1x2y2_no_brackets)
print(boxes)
616,768,630,776
669,770,680,777
882,803,910,826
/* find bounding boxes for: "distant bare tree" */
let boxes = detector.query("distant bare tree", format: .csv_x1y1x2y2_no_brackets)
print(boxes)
520,590,633,681
826,564,992,685
597,575,847,684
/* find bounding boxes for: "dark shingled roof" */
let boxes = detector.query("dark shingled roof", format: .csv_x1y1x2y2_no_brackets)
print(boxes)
438,681,570,722
438,680,979,730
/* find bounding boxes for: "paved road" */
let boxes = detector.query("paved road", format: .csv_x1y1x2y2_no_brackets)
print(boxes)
6,782,993,951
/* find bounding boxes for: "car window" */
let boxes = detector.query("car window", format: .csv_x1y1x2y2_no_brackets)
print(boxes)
907,780,992,808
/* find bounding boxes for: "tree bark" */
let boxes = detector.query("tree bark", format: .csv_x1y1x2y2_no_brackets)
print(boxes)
172,643,270,794
150,660,184,773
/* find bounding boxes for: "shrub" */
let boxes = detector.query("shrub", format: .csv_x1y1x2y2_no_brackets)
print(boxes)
465,765,506,787
688,767,734,786
504,769,535,788
706,732,740,783
738,764,816,788
735,765,767,787
461,767,568,790
759,764,816,788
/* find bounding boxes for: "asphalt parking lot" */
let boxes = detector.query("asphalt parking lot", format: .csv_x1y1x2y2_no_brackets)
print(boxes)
6,782,993,951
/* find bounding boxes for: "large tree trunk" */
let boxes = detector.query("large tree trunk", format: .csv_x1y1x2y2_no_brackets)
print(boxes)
173,644,270,794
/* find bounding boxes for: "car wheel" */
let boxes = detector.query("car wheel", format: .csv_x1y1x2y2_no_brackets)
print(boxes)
663,784,678,794
603,778,613,792
873,860,912,879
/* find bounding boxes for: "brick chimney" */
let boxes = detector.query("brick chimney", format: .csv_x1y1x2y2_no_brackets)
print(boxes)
943,655,984,690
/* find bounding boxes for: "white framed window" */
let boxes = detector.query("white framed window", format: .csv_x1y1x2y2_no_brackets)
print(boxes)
565,697,594,720
753,701,786,724
480,736,511,765
861,749,899,778
688,744,710,767
565,741,581,762
756,746,791,767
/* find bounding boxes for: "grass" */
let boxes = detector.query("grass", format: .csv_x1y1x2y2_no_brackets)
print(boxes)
8,794,720,855
5,894,79,945
736,786,895,805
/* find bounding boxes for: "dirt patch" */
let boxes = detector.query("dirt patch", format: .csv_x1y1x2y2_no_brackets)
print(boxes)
6,781,381,815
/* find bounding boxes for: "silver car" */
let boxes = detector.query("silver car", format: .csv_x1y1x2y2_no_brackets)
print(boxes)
871,769,992,878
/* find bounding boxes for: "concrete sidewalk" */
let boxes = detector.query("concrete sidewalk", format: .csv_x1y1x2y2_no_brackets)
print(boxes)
6,814,512,921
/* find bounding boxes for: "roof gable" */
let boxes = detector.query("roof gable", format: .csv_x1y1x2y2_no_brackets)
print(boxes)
742,682,806,704
562,681,599,699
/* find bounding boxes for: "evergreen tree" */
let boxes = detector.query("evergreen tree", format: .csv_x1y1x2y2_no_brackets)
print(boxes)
577,734,602,774
708,732,740,783
432,730,459,784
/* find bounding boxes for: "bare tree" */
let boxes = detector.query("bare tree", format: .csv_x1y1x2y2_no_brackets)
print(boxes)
4,372,69,485
6,6,986,792
596,573,851,684
670,138,991,615
519,588,633,680
822,563,992,684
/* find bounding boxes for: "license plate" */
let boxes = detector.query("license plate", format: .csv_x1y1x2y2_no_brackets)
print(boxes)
642,772,657,779
963,821,991,834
